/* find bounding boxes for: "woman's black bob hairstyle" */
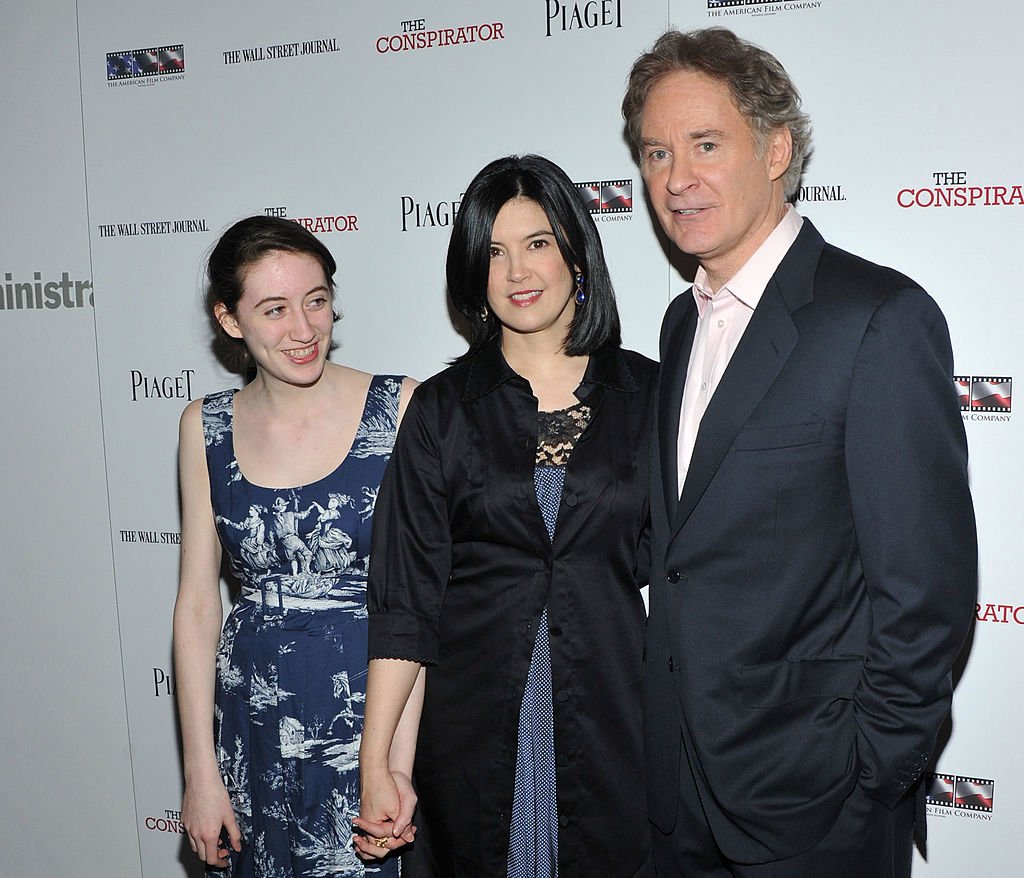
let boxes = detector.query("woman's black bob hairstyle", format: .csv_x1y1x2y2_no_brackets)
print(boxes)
446,154,621,360
204,215,339,369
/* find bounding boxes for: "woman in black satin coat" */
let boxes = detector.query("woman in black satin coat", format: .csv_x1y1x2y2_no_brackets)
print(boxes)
355,155,656,878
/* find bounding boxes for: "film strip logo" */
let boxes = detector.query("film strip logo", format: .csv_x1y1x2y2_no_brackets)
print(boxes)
926,773,995,813
708,0,779,7
576,179,633,215
107,45,185,81
954,376,1012,413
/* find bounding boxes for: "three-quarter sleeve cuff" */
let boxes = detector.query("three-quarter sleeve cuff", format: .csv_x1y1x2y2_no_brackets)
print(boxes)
368,611,439,665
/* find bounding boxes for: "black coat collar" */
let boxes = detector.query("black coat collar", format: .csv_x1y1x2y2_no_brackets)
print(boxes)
462,337,638,402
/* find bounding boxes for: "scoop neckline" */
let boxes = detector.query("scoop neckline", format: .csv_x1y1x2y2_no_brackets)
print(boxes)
224,379,376,491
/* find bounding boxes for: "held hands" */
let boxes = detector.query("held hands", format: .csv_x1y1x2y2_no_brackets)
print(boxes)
353,769,417,860
181,774,242,867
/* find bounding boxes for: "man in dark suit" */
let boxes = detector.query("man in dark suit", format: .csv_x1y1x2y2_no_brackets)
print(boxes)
622,28,977,877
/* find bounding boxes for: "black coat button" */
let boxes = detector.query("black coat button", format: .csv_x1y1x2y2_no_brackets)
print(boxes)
563,491,578,507
667,568,681,583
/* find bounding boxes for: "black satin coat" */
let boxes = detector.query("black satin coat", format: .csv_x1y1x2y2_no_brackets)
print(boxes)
369,338,656,877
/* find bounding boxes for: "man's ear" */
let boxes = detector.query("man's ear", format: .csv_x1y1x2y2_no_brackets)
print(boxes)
213,302,243,339
766,126,793,184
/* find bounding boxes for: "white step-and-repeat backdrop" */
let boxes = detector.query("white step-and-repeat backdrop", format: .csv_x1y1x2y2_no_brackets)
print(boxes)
2,2,1018,875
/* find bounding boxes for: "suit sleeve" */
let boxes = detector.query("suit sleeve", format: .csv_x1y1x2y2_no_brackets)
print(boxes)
367,385,452,665
844,286,977,807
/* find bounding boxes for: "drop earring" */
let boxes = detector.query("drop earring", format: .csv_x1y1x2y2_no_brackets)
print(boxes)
574,272,586,305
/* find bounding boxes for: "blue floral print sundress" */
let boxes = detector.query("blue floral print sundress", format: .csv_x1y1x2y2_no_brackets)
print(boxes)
203,375,403,878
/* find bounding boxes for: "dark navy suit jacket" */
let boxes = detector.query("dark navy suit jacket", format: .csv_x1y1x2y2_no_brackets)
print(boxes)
645,219,977,864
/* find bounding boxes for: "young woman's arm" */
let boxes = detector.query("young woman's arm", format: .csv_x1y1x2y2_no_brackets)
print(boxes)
353,658,424,857
172,399,241,867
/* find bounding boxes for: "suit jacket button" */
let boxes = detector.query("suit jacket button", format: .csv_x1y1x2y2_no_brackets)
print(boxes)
667,568,681,583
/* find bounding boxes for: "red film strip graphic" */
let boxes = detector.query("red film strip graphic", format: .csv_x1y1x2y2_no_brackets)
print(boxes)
926,773,994,813
954,376,1012,413
575,180,633,215
107,44,184,81
708,0,780,7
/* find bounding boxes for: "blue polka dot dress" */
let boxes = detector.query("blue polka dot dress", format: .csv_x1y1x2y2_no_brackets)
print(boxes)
202,376,404,878
507,403,591,878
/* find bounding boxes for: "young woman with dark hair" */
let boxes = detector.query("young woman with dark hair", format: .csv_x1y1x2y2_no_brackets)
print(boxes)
174,215,422,877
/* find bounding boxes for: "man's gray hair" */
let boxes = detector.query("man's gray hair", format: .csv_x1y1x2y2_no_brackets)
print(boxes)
622,28,812,201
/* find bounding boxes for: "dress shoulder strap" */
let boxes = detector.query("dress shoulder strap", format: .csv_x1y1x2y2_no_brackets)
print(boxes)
350,375,405,459
201,389,238,488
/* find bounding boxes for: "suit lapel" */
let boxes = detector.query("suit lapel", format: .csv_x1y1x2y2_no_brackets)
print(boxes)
658,297,698,520
672,221,825,536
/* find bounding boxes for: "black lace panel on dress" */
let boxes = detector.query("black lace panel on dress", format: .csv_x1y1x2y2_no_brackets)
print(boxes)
536,402,592,466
